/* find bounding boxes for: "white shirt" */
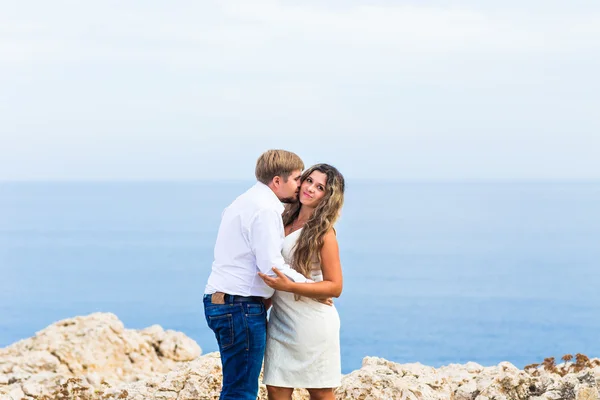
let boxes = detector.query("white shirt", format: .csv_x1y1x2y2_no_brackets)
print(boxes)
205,182,309,298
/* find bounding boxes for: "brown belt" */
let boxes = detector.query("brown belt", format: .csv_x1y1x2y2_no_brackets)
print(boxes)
209,292,263,305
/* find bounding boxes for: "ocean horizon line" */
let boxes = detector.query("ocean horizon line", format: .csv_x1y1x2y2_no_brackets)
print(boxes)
1,178,599,184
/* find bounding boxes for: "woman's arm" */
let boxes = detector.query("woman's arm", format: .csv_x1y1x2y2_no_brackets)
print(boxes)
262,297,272,311
258,229,343,298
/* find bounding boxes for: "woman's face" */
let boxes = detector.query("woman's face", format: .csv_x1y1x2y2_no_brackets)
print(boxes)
299,170,328,208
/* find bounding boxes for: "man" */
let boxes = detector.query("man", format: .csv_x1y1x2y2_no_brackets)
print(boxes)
204,149,310,400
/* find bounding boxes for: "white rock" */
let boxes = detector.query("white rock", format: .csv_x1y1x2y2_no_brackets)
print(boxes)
2,313,599,400
158,330,201,361
0,312,202,399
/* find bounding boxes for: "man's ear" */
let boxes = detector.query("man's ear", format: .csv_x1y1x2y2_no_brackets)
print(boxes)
272,176,281,187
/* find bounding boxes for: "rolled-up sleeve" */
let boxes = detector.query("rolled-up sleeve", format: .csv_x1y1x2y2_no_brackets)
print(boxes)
250,208,309,283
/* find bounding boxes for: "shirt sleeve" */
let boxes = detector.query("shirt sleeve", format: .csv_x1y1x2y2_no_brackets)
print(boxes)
250,208,310,283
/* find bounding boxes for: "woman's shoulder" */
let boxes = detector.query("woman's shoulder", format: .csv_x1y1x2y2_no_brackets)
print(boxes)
322,228,338,245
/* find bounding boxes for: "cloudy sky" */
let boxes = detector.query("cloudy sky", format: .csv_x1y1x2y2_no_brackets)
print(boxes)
1,1,599,181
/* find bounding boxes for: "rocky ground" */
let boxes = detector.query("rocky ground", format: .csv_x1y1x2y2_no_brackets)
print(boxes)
1,313,599,399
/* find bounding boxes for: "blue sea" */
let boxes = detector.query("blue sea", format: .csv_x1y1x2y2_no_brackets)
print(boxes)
1,181,599,374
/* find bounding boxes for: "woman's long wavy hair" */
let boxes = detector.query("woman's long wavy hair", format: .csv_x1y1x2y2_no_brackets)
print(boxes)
282,164,345,279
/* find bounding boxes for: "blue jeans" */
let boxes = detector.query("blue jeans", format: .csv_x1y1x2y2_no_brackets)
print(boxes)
204,294,267,400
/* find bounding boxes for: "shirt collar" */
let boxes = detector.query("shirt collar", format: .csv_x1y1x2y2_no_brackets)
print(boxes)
254,182,285,214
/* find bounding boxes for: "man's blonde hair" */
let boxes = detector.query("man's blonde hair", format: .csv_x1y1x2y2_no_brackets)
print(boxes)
255,150,304,184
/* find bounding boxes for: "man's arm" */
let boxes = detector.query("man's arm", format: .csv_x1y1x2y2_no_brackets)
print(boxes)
258,229,343,299
250,208,311,283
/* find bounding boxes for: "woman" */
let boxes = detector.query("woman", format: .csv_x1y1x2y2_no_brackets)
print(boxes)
258,163,345,400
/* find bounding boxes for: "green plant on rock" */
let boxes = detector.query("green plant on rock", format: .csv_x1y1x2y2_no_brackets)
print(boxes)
573,353,591,373
542,357,556,373
528,353,598,377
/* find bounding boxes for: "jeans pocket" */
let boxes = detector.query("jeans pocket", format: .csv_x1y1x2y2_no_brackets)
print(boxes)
246,303,264,316
207,313,234,350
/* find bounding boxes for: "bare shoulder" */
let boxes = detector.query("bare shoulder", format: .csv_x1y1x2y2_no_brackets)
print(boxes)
321,228,342,274
322,228,339,247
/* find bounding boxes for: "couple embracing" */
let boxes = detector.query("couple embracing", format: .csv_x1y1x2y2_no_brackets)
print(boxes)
203,149,346,400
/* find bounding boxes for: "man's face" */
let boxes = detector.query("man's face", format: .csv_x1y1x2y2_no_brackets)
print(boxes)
277,169,302,203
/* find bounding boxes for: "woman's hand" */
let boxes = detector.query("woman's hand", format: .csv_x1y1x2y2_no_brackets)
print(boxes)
258,267,295,292
315,297,334,306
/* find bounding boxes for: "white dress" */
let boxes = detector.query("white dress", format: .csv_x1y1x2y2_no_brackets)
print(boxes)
263,229,342,388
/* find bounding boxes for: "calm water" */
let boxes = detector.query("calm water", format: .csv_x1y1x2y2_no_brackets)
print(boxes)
1,181,599,373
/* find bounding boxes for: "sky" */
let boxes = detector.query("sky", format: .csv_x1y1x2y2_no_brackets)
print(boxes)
1,1,599,181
